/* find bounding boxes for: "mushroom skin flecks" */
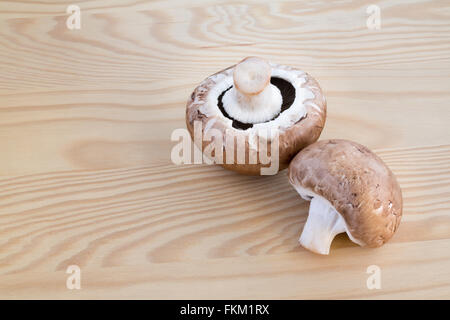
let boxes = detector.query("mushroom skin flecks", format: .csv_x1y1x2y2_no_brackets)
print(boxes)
289,139,403,255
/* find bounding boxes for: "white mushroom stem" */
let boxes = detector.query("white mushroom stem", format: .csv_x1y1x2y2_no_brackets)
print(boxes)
222,57,282,124
299,196,347,255
295,187,365,255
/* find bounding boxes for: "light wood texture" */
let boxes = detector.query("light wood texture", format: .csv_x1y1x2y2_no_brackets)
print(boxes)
0,0,449,299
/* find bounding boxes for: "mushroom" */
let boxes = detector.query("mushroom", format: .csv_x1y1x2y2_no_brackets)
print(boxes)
186,57,326,175
288,139,403,255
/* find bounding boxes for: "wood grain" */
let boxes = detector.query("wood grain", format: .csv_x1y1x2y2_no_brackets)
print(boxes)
0,0,449,299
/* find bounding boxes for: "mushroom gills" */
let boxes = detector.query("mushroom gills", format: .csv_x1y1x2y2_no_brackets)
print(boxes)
294,186,365,255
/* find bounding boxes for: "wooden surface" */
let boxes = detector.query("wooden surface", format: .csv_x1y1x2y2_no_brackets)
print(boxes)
0,0,449,299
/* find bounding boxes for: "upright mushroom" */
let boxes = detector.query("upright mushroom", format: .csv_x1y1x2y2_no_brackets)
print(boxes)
288,139,403,255
186,57,326,175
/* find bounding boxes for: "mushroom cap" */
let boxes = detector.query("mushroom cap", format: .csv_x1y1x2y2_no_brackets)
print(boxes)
186,61,326,175
288,139,403,247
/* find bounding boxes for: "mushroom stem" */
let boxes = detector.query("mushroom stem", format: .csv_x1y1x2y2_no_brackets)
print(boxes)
233,57,275,113
233,83,274,112
223,57,282,124
233,57,272,97
299,196,346,255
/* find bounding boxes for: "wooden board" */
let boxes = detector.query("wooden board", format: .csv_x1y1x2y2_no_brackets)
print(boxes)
0,0,449,299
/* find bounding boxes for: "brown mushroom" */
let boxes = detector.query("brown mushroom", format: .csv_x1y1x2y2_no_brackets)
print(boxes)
288,139,403,255
186,57,326,175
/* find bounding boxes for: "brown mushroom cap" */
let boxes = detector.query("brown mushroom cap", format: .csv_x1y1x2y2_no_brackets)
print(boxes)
186,59,327,175
289,139,403,248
